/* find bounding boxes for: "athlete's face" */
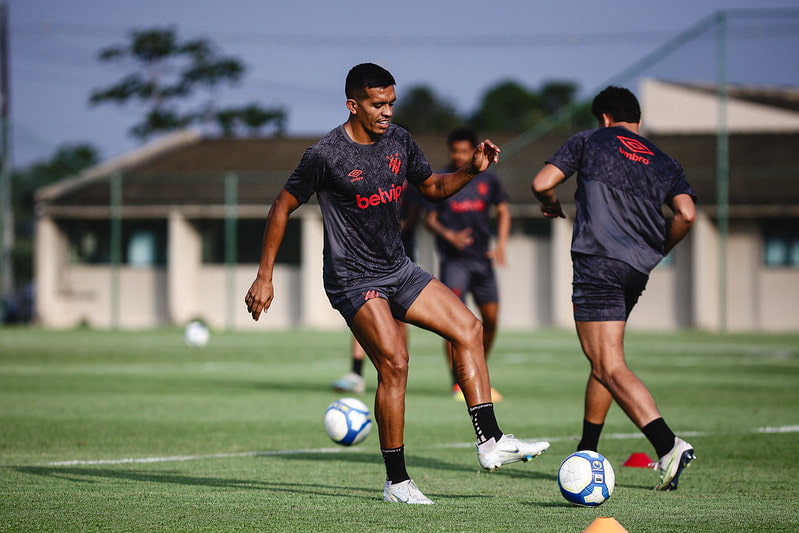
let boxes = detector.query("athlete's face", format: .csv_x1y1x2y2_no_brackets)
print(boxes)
448,139,475,168
347,86,395,141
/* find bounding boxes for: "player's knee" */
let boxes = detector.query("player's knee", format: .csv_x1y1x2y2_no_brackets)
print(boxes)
591,360,628,388
378,351,409,382
456,315,483,347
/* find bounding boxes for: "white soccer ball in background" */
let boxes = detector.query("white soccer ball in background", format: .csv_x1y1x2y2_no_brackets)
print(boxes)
183,320,210,348
324,398,372,446
558,450,615,506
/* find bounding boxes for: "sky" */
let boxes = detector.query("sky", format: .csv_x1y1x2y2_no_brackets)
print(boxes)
8,0,799,169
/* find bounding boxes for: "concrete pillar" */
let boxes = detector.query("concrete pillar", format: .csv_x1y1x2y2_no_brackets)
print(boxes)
299,208,341,329
691,211,719,331
34,216,66,326
167,210,202,325
551,217,574,328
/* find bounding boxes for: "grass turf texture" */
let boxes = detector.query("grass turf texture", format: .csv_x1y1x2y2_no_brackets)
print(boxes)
1,327,798,532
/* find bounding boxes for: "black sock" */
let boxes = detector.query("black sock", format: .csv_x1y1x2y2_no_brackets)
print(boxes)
381,446,410,484
577,420,604,452
642,418,676,458
352,358,363,376
468,403,503,444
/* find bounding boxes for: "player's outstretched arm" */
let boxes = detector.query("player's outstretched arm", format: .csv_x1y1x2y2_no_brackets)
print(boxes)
531,164,567,219
245,189,301,321
417,140,501,201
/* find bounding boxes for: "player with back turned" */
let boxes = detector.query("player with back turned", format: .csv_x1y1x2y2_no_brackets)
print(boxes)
531,86,697,491
245,63,549,505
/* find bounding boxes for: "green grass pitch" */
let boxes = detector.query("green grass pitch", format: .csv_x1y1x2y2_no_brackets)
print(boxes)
1,327,798,532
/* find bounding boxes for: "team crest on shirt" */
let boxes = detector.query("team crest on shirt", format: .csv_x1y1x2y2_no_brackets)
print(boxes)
386,153,402,175
477,182,489,196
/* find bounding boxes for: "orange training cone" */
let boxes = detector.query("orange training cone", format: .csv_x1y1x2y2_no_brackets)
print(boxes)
622,452,654,468
583,517,629,532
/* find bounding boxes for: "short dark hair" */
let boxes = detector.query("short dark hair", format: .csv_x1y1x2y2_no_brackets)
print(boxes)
446,127,478,148
345,63,396,99
591,86,641,123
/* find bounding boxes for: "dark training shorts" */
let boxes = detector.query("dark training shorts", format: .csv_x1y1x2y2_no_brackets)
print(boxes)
439,256,498,305
325,258,434,327
571,252,649,322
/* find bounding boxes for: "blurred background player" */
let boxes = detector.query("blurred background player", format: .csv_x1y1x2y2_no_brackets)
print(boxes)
425,128,510,401
332,179,426,395
531,85,696,491
246,63,549,504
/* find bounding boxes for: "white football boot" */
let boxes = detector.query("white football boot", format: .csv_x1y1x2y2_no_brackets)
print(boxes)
477,434,550,471
382,479,434,504
331,372,365,395
653,437,695,491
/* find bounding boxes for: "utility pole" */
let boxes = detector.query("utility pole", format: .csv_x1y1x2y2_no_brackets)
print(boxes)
0,0,12,320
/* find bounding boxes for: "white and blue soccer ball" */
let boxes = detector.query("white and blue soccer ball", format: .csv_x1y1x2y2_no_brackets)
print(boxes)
323,398,372,446
183,320,210,348
558,450,615,506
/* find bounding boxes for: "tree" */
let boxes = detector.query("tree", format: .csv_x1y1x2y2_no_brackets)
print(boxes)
469,80,543,133
10,144,100,290
469,79,593,133
90,27,285,140
392,85,463,134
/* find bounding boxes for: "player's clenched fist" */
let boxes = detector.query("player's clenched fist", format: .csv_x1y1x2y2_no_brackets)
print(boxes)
470,139,501,174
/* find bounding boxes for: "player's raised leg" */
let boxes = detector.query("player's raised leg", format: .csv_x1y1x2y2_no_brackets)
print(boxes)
405,279,549,471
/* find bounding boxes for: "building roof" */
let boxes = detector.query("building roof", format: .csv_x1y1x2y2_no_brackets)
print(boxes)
641,78,799,135
36,128,799,219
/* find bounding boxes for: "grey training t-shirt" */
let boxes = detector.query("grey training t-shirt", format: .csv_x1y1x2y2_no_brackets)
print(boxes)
284,124,433,288
547,126,696,274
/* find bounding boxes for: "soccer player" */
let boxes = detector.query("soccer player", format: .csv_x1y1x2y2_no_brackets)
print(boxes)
425,128,510,401
245,63,549,504
531,86,697,491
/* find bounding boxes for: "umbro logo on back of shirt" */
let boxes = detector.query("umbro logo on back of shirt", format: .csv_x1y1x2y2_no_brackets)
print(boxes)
617,136,653,165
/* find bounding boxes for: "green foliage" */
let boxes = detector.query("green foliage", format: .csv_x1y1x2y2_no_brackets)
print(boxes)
470,79,545,132
90,26,285,140
392,85,462,134
469,79,594,133
1,328,798,532
10,144,101,284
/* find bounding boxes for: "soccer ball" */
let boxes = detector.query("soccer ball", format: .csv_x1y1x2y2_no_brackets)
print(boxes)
558,450,615,506
183,320,210,348
323,398,372,446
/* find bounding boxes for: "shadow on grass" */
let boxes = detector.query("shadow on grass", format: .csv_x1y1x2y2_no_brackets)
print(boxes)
13,465,378,501
13,449,556,501
265,450,555,482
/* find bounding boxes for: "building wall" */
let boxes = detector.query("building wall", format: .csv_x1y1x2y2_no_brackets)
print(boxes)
34,209,799,332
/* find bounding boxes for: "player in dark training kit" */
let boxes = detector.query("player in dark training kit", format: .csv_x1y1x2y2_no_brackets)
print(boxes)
532,86,697,491
426,128,510,401
245,63,548,504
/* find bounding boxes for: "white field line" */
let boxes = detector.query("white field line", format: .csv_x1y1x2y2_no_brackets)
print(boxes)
35,425,799,467
44,448,349,467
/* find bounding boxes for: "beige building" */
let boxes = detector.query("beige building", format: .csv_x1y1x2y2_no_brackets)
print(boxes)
34,80,799,332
